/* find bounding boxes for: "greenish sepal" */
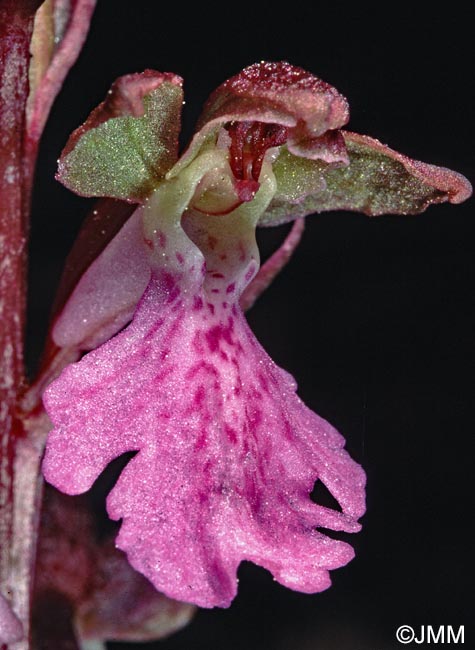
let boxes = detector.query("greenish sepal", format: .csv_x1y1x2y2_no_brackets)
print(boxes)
57,82,183,201
258,132,454,226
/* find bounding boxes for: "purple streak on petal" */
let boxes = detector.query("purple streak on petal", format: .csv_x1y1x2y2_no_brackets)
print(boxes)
0,593,23,644
240,218,305,312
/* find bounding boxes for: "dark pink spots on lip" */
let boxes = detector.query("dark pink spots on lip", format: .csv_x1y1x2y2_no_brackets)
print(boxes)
194,431,207,451
211,288,220,294
205,318,235,353
157,271,182,303
247,404,263,428
283,420,294,442
159,271,176,293
143,317,165,341
248,386,263,401
152,365,174,385
168,285,181,303
193,296,204,311
206,325,222,353
186,359,219,380
163,310,184,343
193,384,206,408
258,372,269,393
176,252,185,265
224,423,238,444
226,282,236,294
207,303,215,315
156,231,167,248
144,238,154,250
219,253,227,261
222,302,228,309
210,271,224,279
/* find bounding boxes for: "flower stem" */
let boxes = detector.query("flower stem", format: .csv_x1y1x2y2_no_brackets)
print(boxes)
0,2,44,647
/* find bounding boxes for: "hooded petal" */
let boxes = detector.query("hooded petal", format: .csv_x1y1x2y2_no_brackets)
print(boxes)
259,131,472,225
57,70,183,200
52,206,150,350
170,61,349,179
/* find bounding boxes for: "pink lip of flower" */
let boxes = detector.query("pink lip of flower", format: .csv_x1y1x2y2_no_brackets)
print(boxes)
41,62,471,608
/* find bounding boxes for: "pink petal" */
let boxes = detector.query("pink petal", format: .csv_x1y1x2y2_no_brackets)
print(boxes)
51,198,137,327
52,206,150,350
43,266,365,607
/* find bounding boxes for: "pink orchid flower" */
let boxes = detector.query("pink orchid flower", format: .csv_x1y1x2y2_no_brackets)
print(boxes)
41,62,471,609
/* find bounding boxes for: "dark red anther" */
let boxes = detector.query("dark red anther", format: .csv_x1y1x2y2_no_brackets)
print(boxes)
227,121,288,201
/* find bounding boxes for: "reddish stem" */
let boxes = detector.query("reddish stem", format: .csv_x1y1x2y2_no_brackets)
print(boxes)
0,2,41,640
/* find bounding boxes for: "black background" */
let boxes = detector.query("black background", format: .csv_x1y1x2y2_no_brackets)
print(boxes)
28,2,474,649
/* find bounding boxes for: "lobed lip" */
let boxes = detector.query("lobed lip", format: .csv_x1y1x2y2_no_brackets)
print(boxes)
43,270,366,608
42,62,470,608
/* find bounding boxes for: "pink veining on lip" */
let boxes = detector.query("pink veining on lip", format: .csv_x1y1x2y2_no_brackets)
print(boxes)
42,211,366,608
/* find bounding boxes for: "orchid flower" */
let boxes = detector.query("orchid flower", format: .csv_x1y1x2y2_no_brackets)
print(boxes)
40,62,471,609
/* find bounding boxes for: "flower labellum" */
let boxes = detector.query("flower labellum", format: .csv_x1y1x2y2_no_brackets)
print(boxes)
42,62,471,608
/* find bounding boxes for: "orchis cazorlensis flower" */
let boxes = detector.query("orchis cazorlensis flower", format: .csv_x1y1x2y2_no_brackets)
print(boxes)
41,62,471,608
